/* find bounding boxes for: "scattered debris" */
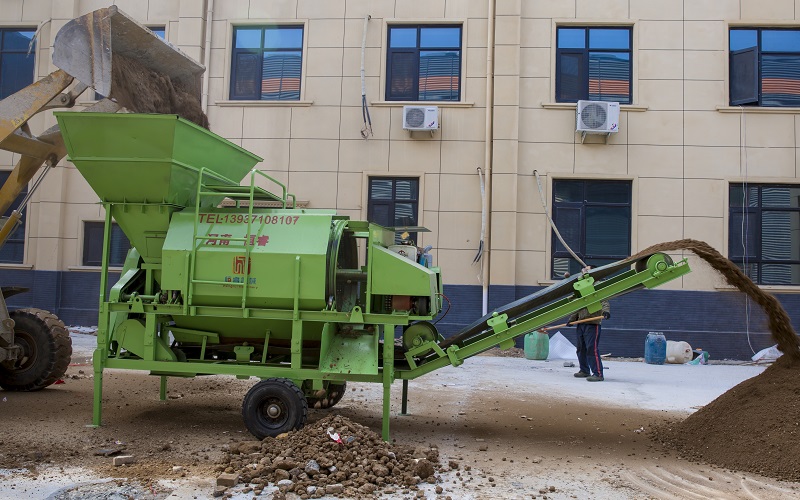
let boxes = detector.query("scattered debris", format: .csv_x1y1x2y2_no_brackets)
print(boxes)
219,415,441,497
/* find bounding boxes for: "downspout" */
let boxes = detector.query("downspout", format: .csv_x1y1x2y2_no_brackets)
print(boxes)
201,0,214,112
481,0,496,316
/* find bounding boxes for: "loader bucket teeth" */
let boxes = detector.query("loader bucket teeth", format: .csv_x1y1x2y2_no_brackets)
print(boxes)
52,5,204,98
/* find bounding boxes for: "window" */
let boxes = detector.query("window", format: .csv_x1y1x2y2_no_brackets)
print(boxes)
551,180,632,279
230,26,303,100
556,27,632,104
729,184,800,285
0,28,35,100
367,178,419,244
730,28,800,106
386,25,462,101
83,222,131,267
0,171,27,264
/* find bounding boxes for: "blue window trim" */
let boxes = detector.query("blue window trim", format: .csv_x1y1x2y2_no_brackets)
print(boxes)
230,25,304,101
729,27,800,107
367,177,420,244
555,27,633,104
728,183,800,285
550,179,632,279
386,25,462,102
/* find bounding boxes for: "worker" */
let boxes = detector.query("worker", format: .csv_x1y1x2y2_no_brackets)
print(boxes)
566,266,610,382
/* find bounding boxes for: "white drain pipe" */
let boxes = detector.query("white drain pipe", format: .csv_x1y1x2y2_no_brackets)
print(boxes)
481,0,496,316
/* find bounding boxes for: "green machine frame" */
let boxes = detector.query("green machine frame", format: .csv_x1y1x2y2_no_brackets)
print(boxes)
55,112,691,441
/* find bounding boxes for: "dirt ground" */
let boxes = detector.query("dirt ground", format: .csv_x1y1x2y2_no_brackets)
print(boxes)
1,346,798,499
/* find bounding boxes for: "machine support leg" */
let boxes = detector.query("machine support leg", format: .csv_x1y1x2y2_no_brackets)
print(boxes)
91,350,103,427
381,324,394,441
159,376,167,400
401,379,409,415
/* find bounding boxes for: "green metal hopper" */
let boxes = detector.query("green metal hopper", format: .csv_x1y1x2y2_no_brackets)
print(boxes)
55,112,261,262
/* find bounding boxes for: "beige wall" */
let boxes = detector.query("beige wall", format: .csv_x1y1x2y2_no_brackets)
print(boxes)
2,0,800,292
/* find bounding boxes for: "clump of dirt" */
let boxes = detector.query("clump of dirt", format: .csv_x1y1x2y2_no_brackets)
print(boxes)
654,355,800,482
109,54,209,129
628,239,800,359
637,239,800,482
218,414,442,498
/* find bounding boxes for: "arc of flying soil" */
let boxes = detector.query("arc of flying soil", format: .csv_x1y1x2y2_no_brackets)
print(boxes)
625,239,800,360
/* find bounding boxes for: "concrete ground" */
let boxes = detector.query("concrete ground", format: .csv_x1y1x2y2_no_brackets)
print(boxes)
0,333,796,500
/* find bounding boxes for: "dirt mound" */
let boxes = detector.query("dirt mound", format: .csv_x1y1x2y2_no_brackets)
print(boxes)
638,240,800,481
217,414,443,498
654,355,800,482
109,54,209,129
629,239,800,359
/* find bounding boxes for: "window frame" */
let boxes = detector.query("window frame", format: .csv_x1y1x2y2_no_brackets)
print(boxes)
729,27,800,107
367,177,421,244
550,179,632,279
728,183,800,285
229,24,305,101
554,25,633,105
82,221,131,268
0,27,37,101
385,24,463,102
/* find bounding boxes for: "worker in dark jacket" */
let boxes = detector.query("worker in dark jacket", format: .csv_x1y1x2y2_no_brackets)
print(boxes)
567,267,610,382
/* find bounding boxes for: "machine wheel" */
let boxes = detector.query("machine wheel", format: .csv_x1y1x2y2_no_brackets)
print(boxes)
242,378,308,439
0,309,72,391
306,381,347,409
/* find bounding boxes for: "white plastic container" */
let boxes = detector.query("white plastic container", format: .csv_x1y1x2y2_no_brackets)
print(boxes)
666,340,693,364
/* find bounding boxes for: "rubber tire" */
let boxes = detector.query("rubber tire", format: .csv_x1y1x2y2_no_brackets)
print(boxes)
306,381,347,409
242,378,308,439
0,308,72,391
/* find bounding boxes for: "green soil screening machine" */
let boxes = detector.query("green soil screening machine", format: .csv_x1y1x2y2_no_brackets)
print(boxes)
56,112,691,441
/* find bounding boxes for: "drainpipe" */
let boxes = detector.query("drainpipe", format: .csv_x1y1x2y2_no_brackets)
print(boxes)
201,0,214,112
481,0,496,316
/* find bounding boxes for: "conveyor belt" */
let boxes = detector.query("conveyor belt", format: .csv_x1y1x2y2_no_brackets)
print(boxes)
436,252,661,351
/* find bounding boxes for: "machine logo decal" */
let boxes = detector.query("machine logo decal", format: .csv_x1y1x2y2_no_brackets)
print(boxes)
233,256,251,275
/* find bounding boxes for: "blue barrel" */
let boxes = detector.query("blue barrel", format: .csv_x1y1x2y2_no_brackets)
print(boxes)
645,332,667,364
524,331,549,360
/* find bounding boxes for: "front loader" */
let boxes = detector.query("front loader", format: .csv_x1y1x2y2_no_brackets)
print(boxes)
0,6,204,390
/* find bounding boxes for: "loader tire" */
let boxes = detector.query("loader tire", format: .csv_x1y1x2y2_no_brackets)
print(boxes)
242,378,308,439
0,309,72,391
306,381,347,409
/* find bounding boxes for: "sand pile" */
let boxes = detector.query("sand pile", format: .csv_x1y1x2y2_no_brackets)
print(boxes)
655,355,800,482
637,239,800,481
217,415,444,498
109,54,209,129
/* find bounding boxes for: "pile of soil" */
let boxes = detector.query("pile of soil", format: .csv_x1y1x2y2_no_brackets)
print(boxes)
637,239,800,482
218,414,445,498
654,355,800,482
109,54,209,129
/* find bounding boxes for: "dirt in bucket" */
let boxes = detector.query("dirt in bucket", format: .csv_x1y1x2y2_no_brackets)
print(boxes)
636,239,800,482
218,414,444,498
109,53,209,129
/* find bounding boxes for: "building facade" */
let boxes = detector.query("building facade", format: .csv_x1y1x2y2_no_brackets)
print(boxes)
2,0,800,359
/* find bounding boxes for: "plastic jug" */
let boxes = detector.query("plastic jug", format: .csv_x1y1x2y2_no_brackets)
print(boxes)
524,330,549,360
666,340,693,364
644,332,667,365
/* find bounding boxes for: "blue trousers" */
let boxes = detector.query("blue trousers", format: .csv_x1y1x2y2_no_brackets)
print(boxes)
576,323,603,377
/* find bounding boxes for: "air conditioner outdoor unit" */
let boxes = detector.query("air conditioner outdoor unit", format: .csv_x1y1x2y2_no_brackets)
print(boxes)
576,100,620,134
403,105,439,131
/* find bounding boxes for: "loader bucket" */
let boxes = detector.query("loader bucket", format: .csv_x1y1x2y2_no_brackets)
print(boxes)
52,5,204,99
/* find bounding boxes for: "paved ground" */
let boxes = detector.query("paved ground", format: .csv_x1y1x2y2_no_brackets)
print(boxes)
0,333,797,499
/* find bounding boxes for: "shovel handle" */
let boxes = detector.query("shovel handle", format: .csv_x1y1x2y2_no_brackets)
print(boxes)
539,315,605,331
